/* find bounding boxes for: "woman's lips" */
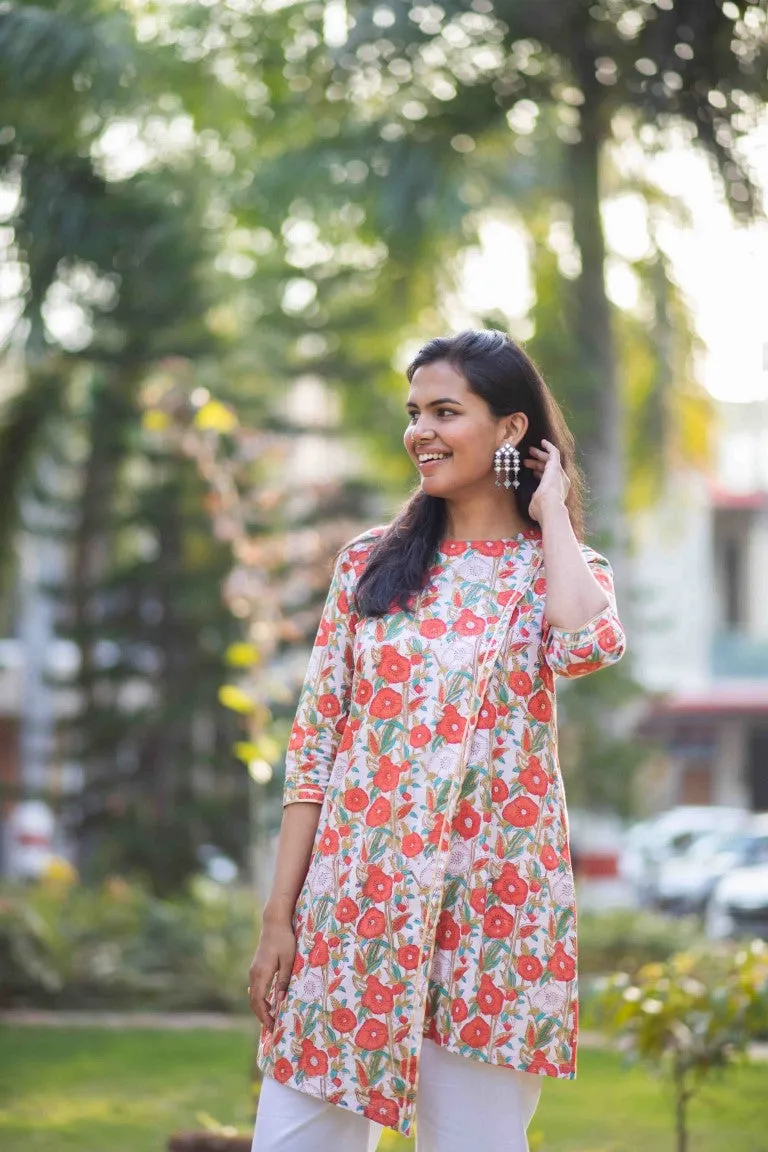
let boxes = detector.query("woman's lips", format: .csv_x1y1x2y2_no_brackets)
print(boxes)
417,455,452,473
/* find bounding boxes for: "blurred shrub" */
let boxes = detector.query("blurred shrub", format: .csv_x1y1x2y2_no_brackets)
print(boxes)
0,879,259,1011
578,908,703,977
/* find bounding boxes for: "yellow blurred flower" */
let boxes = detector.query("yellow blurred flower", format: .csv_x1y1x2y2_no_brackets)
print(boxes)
225,642,261,668
194,401,238,434
41,857,78,887
218,684,255,714
141,409,171,433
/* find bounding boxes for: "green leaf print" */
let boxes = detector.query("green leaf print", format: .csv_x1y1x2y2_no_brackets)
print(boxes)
555,909,572,939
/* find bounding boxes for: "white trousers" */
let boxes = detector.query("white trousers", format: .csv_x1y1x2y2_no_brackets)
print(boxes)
252,1038,542,1152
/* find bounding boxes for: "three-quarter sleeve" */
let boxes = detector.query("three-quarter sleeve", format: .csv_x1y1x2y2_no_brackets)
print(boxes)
282,544,360,806
542,549,626,679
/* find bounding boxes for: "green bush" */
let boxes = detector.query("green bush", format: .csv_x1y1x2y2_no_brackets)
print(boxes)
0,879,259,1011
578,908,704,977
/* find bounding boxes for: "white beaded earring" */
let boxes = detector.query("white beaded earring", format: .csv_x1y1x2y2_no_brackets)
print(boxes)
493,442,520,489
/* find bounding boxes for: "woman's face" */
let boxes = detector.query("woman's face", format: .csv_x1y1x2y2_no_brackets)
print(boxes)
404,360,520,497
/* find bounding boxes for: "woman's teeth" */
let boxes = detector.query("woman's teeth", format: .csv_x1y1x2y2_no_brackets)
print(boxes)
417,453,451,462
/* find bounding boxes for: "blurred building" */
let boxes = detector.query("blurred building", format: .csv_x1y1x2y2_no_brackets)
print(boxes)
631,399,768,814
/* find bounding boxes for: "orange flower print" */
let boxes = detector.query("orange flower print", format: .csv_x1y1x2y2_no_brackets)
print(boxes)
475,540,505,557
354,1018,388,1051
368,688,403,720
528,1051,558,1075
517,954,543,981
477,974,504,1016
491,863,528,906
363,867,393,902
357,908,386,939
436,911,460,950
459,1017,491,1048
318,827,340,856
483,905,515,939
362,975,395,1014
336,896,359,924
539,661,554,692
436,704,467,744
540,844,559,870
354,679,373,706
476,698,497,729
451,997,469,1022
287,723,305,751
308,933,329,967
453,609,485,637
518,756,550,796
548,944,576,981
317,693,341,718
402,832,424,858
469,887,486,915
502,795,540,828
372,755,405,792
298,1038,328,1077
491,777,509,804
419,618,447,638
273,1058,293,1083
364,1090,399,1127
527,690,552,722
510,670,533,696
427,812,446,846
343,787,368,812
408,724,432,748
397,944,420,970
376,645,412,684
596,624,620,652
330,1007,357,1033
452,800,480,841
439,540,467,555
365,796,392,827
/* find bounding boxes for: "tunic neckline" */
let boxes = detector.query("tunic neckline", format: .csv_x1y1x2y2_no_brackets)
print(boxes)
438,528,541,550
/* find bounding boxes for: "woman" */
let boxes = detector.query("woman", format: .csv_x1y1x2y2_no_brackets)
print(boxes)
249,330,626,1152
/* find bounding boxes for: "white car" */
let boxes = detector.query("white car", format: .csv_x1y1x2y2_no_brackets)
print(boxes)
706,817,768,940
656,819,767,915
619,805,749,907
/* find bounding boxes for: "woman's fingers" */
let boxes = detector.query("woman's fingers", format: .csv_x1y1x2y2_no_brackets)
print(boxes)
249,955,278,1030
274,945,295,1008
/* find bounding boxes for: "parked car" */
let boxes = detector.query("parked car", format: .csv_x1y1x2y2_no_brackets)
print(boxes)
655,817,767,915
619,805,749,907
705,816,768,940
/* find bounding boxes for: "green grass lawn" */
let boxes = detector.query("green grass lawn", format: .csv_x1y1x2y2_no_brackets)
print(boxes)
1,1026,767,1152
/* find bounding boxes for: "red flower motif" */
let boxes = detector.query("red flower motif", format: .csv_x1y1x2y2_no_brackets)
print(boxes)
435,911,460,951
369,688,403,720
363,1090,399,1128
540,845,559,871
330,1006,357,1033
548,944,576,982
376,644,411,684
408,724,432,748
362,975,395,1014
343,787,368,812
596,624,619,652
502,796,540,828
363,867,393,903
354,1018,388,1051
308,933,329,967
427,812,446,847
452,799,480,841
477,974,504,1016
476,698,497,729
492,863,529,906
539,661,554,691
338,722,355,753
475,540,505,557
436,704,467,744
397,944,420,970
439,541,467,555
483,905,515,939
453,609,485,637
527,690,552,722
528,1051,558,1076
273,1057,293,1083
357,908,386,939
510,670,533,696
459,1017,491,1049
318,827,340,856
491,777,509,804
288,723,305,751
336,896,359,924
517,954,543,981
402,832,424,858
469,887,486,915
317,694,341,718
518,757,550,796
419,618,447,638
355,679,373,706
298,1038,328,1077
365,796,392,828
372,755,405,792
451,997,469,1022
533,576,547,595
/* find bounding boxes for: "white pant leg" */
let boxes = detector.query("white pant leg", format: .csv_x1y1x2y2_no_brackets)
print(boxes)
251,1073,383,1152
415,1039,542,1152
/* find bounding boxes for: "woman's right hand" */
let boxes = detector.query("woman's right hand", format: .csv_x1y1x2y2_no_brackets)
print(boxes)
248,909,297,1031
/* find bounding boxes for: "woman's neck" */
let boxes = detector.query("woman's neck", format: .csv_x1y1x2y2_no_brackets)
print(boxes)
442,494,529,541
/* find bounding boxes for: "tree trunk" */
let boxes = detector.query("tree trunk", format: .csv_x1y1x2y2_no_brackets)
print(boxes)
674,1069,689,1152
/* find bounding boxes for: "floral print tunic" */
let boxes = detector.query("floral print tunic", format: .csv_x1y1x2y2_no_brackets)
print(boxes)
257,526,625,1136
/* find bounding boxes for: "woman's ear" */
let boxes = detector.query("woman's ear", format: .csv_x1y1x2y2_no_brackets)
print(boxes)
504,411,529,445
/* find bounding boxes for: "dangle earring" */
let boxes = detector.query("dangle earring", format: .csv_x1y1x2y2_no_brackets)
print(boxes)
493,442,521,490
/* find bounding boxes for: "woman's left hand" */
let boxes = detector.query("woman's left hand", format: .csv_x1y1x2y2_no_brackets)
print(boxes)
525,439,571,524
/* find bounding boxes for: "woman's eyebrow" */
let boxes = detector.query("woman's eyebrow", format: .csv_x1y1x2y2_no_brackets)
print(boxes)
405,397,463,410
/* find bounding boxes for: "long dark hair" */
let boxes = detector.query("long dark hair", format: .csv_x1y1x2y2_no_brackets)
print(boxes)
354,329,585,618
